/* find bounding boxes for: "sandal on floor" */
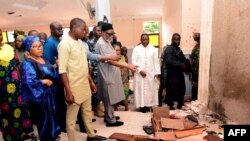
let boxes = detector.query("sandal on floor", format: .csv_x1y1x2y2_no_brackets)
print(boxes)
142,125,153,135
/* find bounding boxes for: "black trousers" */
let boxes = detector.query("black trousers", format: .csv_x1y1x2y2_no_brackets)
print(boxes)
191,83,198,100
91,94,101,110
158,76,166,106
166,80,185,108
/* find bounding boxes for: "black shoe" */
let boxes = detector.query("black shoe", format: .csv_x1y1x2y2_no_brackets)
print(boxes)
92,118,96,122
186,115,198,123
169,106,175,110
87,135,107,141
22,134,38,141
106,121,124,127
143,125,153,135
177,105,183,109
104,116,120,122
129,89,133,95
61,128,67,133
139,107,147,113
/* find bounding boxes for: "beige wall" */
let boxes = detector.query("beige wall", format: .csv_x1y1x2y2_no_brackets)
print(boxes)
1,20,96,37
113,17,161,48
2,17,160,49
181,0,201,49
162,0,201,50
162,0,182,47
198,0,214,106
205,0,250,123
2,25,51,36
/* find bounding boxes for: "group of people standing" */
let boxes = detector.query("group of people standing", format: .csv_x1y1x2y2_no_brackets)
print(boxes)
157,33,200,110
0,18,136,141
0,16,200,141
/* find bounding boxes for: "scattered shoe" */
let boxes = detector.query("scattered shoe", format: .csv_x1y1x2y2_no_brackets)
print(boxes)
186,115,198,123
104,116,120,122
143,125,153,135
206,130,217,135
87,135,107,141
106,121,124,127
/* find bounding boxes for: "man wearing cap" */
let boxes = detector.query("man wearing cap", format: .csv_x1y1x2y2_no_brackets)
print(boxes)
14,34,26,62
95,23,137,127
190,33,200,101
13,30,25,39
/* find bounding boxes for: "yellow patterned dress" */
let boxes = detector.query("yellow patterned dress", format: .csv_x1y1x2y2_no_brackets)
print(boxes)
0,44,33,141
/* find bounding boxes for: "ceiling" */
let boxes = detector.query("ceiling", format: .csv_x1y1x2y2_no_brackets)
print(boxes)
0,0,165,28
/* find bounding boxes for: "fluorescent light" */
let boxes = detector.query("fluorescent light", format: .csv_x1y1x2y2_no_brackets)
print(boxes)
13,0,47,11
13,3,39,10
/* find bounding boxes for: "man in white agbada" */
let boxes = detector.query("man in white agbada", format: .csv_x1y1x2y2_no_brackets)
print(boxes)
132,33,161,112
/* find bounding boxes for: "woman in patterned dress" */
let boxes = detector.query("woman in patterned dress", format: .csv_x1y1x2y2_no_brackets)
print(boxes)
113,44,129,111
0,29,33,141
20,36,61,141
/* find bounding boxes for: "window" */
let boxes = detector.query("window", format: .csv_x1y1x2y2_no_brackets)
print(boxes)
148,34,159,47
7,31,15,43
2,31,8,43
143,21,160,34
143,21,160,47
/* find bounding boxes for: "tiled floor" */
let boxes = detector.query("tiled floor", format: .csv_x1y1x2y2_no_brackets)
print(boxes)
59,96,152,141
1,102,222,141
58,111,153,141
0,93,218,141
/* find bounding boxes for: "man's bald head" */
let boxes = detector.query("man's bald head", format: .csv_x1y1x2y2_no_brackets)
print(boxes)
50,21,63,38
70,18,85,30
69,18,87,40
50,22,61,30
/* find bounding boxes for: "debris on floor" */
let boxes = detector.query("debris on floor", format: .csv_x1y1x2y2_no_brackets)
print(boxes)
203,134,224,141
149,102,226,141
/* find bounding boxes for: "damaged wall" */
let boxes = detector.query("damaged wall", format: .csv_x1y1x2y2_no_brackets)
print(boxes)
162,0,182,47
181,0,201,49
208,0,250,123
162,0,201,49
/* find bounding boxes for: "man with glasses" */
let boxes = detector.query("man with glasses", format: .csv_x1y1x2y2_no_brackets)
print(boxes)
95,23,137,127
